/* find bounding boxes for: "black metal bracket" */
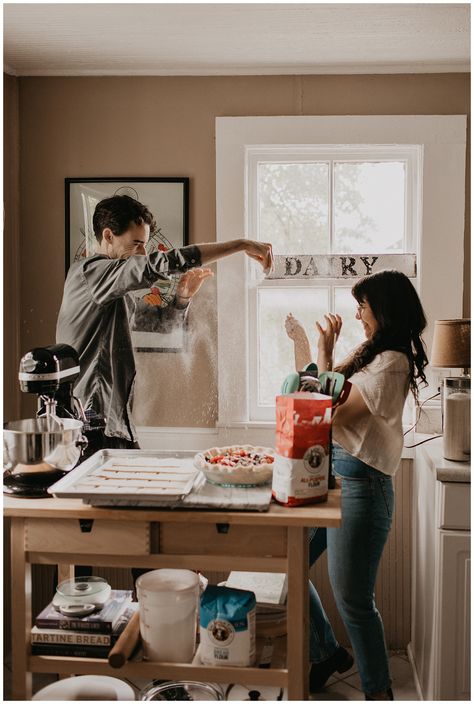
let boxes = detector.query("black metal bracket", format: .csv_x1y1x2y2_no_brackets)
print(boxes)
79,519,94,533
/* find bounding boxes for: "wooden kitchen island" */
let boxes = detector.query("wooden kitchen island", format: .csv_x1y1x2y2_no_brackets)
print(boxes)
5,491,341,700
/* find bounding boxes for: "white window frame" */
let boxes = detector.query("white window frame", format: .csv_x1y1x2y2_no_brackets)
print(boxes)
247,145,420,251
246,145,421,420
216,116,466,428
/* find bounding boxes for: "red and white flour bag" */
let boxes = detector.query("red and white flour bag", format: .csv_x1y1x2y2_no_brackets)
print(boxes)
273,392,332,506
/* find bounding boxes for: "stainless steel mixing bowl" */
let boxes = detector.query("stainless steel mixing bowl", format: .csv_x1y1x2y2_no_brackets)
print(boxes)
4,417,86,471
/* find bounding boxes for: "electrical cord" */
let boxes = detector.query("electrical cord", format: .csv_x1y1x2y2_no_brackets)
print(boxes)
403,391,442,448
404,434,443,448
403,391,441,436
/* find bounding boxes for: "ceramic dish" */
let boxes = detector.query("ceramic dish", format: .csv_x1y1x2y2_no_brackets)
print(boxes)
32,675,135,700
194,445,275,487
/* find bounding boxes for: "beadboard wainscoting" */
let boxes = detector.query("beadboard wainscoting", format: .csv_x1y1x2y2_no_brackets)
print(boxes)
4,458,412,655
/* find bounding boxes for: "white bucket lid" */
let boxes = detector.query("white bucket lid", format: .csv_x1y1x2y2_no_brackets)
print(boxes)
32,675,135,700
136,568,199,594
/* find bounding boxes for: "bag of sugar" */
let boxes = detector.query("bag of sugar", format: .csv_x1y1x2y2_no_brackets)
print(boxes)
273,392,332,506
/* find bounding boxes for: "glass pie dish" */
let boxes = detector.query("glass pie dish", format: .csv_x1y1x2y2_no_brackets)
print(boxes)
193,445,275,487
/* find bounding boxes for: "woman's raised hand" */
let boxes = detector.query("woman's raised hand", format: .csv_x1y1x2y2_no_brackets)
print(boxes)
285,313,307,341
316,314,342,364
285,313,312,371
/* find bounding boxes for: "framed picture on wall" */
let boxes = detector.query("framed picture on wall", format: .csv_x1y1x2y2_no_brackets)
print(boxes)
65,177,189,352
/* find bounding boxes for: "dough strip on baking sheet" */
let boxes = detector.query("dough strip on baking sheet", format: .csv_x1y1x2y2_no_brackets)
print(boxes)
92,470,195,480
97,467,197,476
103,457,196,467
90,475,192,484
100,464,186,471
73,483,187,494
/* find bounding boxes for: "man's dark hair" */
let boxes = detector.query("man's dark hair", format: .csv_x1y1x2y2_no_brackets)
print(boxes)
93,194,157,242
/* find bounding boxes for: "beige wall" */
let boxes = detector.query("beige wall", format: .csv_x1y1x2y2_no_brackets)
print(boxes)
4,74,21,422
5,73,470,426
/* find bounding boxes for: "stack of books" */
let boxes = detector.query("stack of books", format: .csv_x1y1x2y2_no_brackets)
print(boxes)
224,571,287,637
31,589,136,659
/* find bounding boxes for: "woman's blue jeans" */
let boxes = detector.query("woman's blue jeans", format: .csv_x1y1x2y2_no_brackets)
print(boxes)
308,443,394,695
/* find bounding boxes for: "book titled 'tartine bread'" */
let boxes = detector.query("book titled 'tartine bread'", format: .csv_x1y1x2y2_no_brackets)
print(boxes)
31,603,138,658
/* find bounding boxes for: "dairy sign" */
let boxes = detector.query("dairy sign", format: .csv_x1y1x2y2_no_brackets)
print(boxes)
267,254,416,279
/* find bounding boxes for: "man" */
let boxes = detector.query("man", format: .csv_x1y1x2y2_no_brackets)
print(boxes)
56,194,273,457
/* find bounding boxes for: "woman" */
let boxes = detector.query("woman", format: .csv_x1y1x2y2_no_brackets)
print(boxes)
285,269,428,700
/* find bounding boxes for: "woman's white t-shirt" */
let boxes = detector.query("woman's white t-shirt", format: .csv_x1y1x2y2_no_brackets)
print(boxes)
333,350,410,476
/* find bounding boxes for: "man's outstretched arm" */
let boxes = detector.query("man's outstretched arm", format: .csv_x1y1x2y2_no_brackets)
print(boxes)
196,239,273,272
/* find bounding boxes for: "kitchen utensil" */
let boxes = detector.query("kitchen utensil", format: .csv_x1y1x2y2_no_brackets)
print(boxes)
136,569,200,663
47,449,200,505
3,417,86,498
281,362,320,394
226,684,284,700
58,603,96,617
318,371,346,403
4,344,88,497
53,576,112,610
443,378,470,461
139,680,224,701
32,674,135,700
18,344,84,420
108,610,141,668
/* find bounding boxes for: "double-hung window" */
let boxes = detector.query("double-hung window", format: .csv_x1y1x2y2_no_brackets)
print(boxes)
247,145,420,420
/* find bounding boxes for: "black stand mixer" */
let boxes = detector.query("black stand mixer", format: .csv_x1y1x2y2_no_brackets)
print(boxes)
3,344,87,498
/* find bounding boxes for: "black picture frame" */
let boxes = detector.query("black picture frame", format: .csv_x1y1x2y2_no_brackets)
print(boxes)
65,177,189,352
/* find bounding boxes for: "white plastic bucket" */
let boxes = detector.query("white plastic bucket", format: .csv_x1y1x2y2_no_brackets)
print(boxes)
136,569,200,662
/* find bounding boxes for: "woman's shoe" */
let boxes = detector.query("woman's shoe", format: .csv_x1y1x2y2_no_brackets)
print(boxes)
365,687,394,700
309,646,354,692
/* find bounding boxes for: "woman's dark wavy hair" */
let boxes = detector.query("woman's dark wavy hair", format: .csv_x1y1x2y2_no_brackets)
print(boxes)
335,269,429,401
93,194,157,242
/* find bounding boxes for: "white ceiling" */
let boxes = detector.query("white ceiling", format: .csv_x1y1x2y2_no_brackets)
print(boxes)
3,3,471,77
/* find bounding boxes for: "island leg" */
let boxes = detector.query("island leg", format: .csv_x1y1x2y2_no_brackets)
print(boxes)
287,526,309,700
11,518,33,700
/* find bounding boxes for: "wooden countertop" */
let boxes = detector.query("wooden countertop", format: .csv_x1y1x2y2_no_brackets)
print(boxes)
4,489,341,527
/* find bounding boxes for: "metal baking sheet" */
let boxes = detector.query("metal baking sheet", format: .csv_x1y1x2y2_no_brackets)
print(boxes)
48,449,273,511
47,449,200,505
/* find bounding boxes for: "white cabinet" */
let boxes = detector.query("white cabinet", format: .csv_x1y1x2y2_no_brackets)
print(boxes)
410,437,470,701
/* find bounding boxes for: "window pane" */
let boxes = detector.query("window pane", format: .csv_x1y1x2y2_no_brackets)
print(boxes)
258,163,329,255
334,162,405,253
257,288,366,408
334,287,366,365
257,288,329,406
